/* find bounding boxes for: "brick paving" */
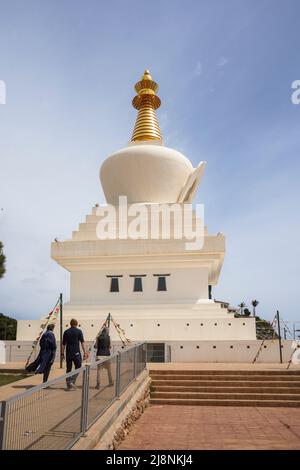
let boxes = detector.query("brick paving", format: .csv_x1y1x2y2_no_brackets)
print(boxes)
118,405,300,450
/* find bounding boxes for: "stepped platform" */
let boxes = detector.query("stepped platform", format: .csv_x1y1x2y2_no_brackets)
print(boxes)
149,365,300,407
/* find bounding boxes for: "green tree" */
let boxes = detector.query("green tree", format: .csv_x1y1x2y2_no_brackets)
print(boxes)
0,241,6,278
251,299,259,317
238,302,246,315
0,313,17,340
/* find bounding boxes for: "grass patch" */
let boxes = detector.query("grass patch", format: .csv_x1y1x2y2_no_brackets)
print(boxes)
0,374,26,387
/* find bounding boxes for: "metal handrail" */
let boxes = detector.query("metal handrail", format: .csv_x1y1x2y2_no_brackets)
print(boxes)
3,342,141,405
0,342,147,450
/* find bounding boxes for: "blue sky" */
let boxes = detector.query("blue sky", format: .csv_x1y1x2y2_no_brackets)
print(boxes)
0,0,299,324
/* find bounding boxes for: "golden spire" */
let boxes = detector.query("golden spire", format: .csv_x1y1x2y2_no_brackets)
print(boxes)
131,69,162,142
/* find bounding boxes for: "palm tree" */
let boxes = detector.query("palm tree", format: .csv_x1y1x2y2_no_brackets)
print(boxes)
238,302,246,316
251,299,259,317
0,241,5,279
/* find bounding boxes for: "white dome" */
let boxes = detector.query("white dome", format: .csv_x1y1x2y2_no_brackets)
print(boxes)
100,142,194,205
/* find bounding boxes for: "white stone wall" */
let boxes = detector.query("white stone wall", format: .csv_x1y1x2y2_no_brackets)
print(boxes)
166,340,294,363
17,315,256,341
70,267,209,304
3,340,294,364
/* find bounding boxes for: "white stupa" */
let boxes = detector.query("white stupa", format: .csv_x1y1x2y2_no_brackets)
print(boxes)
17,70,256,360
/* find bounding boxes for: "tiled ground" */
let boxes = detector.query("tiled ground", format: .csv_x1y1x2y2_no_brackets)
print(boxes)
118,405,300,450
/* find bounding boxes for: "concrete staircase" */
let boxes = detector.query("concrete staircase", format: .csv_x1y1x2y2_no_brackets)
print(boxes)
150,369,300,407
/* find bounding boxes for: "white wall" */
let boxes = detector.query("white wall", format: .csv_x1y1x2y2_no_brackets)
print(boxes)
17,316,256,341
166,340,294,363
3,340,295,364
70,267,209,304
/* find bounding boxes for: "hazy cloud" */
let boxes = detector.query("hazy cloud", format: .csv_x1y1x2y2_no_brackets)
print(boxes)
194,61,202,76
217,57,229,67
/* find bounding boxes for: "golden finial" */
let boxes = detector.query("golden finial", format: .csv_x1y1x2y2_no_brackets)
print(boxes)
131,69,162,142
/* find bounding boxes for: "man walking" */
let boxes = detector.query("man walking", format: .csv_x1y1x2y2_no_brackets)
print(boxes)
62,318,88,390
95,327,114,389
26,323,57,383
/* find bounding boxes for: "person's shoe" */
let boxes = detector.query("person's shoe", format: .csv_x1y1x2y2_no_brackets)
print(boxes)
109,382,114,387
95,383,100,390
67,383,77,391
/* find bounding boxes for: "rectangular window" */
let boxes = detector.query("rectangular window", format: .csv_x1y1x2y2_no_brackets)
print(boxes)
107,275,122,292
157,276,167,291
154,274,170,291
133,277,143,292
110,277,119,292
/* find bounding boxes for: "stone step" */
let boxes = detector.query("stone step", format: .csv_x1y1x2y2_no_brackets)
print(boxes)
150,397,300,407
151,385,300,394
151,391,300,400
149,370,300,376
150,374,300,382
151,379,300,387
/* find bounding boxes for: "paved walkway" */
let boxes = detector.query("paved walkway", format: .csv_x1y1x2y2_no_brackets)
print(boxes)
118,404,300,450
0,364,65,400
0,360,134,450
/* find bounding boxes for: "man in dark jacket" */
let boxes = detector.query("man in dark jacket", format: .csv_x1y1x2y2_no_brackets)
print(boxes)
26,323,57,383
62,318,88,390
95,327,113,389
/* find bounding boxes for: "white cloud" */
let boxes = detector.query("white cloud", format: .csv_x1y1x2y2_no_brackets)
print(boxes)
194,61,202,76
217,57,229,67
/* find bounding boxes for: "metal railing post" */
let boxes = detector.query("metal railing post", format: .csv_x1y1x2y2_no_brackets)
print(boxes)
133,345,137,379
116,352,121,397
80,364,90,435
277,310,283,364
143,342,147,369
0,401,7,450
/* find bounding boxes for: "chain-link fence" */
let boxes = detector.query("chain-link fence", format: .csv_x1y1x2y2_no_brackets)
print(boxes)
0,343,146,450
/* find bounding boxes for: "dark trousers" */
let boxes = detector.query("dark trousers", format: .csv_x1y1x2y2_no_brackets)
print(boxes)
43,362,53,383
96,356,113,386
66,353,82,385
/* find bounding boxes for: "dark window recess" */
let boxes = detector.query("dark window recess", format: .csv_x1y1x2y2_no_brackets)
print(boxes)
110,277,119,292
133,277,143,292
146,343,165,363
157,276,167,291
